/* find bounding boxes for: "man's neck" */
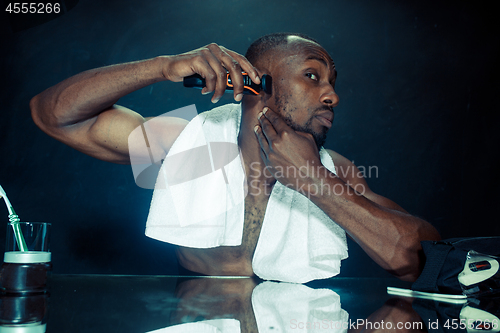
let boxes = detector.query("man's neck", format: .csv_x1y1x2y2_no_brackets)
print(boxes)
239,99,277,195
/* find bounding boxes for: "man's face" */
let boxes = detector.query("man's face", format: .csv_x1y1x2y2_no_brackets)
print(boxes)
268,37,339,149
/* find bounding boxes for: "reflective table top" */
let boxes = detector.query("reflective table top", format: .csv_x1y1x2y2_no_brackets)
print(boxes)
1,274,499,332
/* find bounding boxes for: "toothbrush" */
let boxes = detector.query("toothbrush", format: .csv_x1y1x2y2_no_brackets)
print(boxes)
0,185,28,251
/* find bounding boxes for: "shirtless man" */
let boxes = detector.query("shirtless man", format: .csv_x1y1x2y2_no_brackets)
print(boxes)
30,33,440,282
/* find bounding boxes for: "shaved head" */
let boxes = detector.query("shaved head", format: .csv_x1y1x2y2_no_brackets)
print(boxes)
245,32,321,69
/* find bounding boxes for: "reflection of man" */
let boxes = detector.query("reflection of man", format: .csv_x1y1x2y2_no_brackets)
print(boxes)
170,277,260,331
168,277,424,333
31,32,440,282
168,277,349,333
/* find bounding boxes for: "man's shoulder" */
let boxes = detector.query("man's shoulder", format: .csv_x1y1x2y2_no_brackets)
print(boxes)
324,149,352,170
324,149,362,185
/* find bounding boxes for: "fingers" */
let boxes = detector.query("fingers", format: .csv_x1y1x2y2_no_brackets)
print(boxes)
223,47,260,84
215,46,245,101
254,107,289,156
255,106,315,153
255,108,274,146
207,44,260,102
199,44,230,103
258,107,290,135
253,124,269,159
190,43,260,103
222,46,261,92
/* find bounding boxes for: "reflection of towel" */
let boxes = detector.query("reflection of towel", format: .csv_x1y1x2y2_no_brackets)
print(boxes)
252,282,348,333
146,281,348,333
146,319,240,333
145,104,348,283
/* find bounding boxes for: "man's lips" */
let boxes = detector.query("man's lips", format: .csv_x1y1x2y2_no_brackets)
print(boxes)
315,111,333,128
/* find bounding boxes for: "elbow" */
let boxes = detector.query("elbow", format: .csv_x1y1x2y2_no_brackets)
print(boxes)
30,93,51,132
30,94,44,129
386,253,422,282
387,225,441,282
30,92,63,135
391,267,421,283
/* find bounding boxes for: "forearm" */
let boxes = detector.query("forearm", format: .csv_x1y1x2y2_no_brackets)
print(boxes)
308,167,440,281
31,56,169,129
253,107,441,281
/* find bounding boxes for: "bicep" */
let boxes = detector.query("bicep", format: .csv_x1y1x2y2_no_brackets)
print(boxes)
54,105,187,164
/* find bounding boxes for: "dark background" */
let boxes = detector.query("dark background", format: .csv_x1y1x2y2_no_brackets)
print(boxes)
1,0,498,277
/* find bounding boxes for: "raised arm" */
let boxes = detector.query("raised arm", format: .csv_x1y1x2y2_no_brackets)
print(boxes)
30,44,260,163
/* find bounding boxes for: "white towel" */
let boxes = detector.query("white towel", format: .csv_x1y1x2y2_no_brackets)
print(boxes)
145,103,348,283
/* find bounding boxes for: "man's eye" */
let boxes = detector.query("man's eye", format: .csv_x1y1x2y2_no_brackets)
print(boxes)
306,73,318,81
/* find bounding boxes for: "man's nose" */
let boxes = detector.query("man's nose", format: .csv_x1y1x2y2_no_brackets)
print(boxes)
320,85,339,108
